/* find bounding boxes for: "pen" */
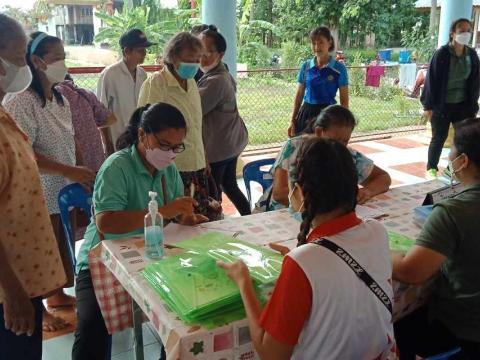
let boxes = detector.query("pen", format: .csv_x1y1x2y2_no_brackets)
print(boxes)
190,183,195,198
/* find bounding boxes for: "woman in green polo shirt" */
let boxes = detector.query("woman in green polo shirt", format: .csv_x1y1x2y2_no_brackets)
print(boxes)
392,118,480,359
73,102,207,359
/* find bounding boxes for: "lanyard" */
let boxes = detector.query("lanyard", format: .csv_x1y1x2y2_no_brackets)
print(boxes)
312,238,393,315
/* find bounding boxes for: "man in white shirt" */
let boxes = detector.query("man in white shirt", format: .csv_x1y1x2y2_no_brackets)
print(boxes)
96,29,155,148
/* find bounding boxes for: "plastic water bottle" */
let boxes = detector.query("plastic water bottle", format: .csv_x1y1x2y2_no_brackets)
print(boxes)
144,191,164,259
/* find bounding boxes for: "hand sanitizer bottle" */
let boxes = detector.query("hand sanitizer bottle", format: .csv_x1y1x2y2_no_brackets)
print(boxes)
144,191,164,259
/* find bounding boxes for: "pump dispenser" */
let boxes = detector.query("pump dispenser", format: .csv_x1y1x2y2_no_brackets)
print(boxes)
144,191,164,259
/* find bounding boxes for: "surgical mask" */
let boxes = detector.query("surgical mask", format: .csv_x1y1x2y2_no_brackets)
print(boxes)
288,185,304,222
177,62,200,80
145,138,176,170
41,59,68,84
200,61,219,74
447,154,465,186
0,58,32,94
455,32,471,46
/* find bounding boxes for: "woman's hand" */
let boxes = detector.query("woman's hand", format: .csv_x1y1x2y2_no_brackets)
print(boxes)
160,197,196,220
66,166,96,190
287,122,296,138
269,242,290,256
217,260,251,286
357,188,374,204
178,213,209,225
423,110,433,122
3,279,35,336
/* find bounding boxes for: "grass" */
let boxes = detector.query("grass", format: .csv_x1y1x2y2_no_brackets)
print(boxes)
237,78,422,147
72,72,423,148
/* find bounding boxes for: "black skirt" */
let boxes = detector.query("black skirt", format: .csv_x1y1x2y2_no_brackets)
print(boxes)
294,102,329,135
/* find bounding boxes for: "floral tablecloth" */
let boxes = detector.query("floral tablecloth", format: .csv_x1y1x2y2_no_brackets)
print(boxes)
89,180,444,360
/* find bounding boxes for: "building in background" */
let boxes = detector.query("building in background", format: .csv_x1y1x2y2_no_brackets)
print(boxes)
38,0,123,45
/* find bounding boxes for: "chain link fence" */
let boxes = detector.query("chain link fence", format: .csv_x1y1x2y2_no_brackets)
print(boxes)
69,65,425,151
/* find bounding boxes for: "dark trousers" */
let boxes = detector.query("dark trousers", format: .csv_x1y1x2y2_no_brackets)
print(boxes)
427,103,475,170
394,306,480,359
0,297,43,360
210,156,252,216
72,270,110,360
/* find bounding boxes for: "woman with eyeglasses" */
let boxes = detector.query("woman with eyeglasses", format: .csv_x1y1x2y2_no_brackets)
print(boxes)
72,102,208,359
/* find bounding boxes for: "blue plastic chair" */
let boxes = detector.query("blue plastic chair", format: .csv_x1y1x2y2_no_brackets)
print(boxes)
425,348,462,360
242,158,276,205
58,183,93,270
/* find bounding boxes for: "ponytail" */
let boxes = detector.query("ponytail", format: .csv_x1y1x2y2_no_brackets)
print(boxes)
116,104,151,150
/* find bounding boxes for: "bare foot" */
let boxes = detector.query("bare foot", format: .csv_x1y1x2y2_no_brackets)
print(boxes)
46,291,76,309
42,310,69,332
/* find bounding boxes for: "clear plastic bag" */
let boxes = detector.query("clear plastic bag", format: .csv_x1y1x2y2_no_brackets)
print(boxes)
175,232,284,284
142,251,243,324
388,231,414,252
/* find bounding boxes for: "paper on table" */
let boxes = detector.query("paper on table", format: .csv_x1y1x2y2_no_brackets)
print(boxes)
356,204,386,220
163,223,237,245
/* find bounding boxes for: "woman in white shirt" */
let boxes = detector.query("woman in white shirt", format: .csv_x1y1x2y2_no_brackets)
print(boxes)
219,137,395,360
4,32,96,332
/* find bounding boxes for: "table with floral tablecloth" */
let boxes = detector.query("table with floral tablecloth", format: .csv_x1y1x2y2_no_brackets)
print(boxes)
89,180,445,360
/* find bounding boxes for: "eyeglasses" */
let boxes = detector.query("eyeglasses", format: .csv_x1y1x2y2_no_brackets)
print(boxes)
157,142,186,154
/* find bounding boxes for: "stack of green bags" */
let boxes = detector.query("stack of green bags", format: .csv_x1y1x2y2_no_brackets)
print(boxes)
142,232,283,327
388,231,415,252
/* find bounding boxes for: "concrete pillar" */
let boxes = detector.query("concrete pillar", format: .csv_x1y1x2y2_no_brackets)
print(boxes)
472,7,480,47
437,0,473,47
202,0,237,78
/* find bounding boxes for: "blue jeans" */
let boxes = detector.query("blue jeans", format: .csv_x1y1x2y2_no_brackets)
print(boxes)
0,296,43,360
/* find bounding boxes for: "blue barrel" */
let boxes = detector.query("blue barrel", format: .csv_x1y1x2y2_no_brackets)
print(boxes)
378,49,392,61
399,50,411,63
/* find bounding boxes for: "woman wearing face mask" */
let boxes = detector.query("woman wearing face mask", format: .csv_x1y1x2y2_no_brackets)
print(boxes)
3,31,96,332
288,26,349,137
256,105,390,212
0,15,68,359
421,18,480,179
138,32,222,221
197,25,251,216
393,118,480,359
72,102,207,359
219,138,395,359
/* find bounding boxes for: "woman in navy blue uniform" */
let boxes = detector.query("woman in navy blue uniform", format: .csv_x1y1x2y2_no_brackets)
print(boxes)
288,26,349,137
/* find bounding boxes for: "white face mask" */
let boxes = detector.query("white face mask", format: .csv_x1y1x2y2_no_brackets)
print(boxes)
200,61,219,74
455,32,471,46
41,59,68,84
447,154,465,186
0,57,32,94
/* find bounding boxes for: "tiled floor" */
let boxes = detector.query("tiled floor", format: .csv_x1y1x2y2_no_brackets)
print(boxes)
42,132,450,358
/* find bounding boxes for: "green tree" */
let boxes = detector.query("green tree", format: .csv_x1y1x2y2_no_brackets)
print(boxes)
94,3,175,56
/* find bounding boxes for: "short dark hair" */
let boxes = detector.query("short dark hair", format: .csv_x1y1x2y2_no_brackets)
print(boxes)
453,118,480,168
449,18,472,43
190,24,209,36
201,24,227,53
27,32,64,107
116,102,187,150
295,138,358,246
163,32,203,65
314,105,357,130
0,14,25,50
309,26,335,52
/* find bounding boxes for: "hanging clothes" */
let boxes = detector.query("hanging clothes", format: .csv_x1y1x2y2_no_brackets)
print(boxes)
365,65,385,87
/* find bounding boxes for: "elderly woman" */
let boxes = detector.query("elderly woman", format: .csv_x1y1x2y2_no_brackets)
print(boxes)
197,25,250,216
138,32,221,221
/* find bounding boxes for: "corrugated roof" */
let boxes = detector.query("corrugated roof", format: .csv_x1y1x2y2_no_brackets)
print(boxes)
46,0,102,5
416,0,480,9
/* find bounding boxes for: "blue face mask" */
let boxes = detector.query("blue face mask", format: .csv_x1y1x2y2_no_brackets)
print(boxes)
288,206,303,222
288,185,304,222
177,62,200,80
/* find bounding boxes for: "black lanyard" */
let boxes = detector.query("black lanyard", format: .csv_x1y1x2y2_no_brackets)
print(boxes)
312,238,393,315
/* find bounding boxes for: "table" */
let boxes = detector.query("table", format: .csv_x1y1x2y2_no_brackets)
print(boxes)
89,180,444,360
